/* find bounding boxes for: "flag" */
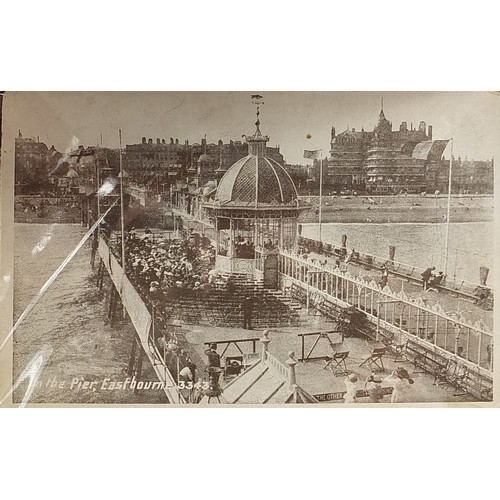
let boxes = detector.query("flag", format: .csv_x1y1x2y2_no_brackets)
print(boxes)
303,149,322,160
411,140,450,160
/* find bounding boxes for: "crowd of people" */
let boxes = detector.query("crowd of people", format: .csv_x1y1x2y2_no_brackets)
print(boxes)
112,228,217,401
344,367,415,404
123,228,216,297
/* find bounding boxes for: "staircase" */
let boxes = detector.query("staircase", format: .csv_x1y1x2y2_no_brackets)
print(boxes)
161,273,301,328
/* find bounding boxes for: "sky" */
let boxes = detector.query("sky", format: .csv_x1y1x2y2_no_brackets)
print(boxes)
4,91,500,164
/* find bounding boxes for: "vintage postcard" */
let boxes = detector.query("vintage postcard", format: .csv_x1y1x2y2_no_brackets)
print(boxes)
0,91,497,406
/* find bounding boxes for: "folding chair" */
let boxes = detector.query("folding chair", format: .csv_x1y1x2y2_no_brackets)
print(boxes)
324,350,349,376
359,347,386,372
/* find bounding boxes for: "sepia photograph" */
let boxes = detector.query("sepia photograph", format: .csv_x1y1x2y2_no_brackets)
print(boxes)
0,91,497,406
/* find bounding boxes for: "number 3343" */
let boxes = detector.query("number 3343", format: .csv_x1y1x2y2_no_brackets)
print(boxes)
177,381,209,390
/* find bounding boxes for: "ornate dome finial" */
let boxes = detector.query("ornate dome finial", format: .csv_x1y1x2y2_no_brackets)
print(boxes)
255,105,261,133
246,101,269,156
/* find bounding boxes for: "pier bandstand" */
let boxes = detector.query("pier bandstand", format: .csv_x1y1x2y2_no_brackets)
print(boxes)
205,114,306,285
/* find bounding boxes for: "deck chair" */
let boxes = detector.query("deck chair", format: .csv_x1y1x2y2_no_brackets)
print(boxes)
359,347,386,372
324,342,350,376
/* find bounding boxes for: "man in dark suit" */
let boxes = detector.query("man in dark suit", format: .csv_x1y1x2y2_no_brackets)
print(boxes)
242,296,254,330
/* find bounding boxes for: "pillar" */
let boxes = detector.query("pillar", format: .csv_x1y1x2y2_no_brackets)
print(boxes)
285,351,298,391
260,330,271,362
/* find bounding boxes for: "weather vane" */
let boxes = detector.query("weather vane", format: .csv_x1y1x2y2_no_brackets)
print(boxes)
250,94,264,128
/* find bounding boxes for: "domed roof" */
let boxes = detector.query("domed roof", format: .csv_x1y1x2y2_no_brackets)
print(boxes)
198,153,213,163
215,155,299,208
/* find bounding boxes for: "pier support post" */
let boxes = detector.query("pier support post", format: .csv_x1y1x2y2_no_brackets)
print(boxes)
90,231,98,269
108,286,118,325
134,348,144,394
107,286,113,319
97,260,105,290
128,337,137,376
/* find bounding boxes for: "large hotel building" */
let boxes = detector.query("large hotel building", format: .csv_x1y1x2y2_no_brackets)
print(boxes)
327,106,449,194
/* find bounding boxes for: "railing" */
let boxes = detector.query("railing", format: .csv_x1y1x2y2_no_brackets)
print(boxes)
278,249,493,374
298,236,493,299
265,352,289,379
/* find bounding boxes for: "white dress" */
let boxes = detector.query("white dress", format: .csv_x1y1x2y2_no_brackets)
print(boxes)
344,379,358,403
385,376,405,403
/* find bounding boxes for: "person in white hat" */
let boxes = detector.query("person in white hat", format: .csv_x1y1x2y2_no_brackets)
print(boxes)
344,373,359,403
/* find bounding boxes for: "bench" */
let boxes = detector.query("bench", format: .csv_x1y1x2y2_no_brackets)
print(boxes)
405,342,447,378
434,359,469,396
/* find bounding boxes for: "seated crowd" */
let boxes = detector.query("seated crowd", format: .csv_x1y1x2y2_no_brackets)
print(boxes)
123,228,216,298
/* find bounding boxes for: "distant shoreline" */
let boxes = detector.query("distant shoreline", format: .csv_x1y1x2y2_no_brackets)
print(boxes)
299,195,493,224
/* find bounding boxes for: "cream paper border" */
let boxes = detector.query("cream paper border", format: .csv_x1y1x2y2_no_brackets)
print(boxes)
0,91,498,408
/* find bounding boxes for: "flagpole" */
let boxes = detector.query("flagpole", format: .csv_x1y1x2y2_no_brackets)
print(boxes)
444,138,453,276
96,141,100,226
119,129,126,271
318,152,323,244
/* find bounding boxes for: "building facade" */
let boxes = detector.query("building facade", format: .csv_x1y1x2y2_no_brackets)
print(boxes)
15,132,62,194
327,108,450,194
124,136,285,194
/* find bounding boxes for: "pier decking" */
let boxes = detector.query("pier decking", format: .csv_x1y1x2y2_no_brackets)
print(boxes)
95,226,493,404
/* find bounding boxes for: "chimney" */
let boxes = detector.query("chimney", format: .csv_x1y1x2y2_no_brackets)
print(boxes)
428,125,433,140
